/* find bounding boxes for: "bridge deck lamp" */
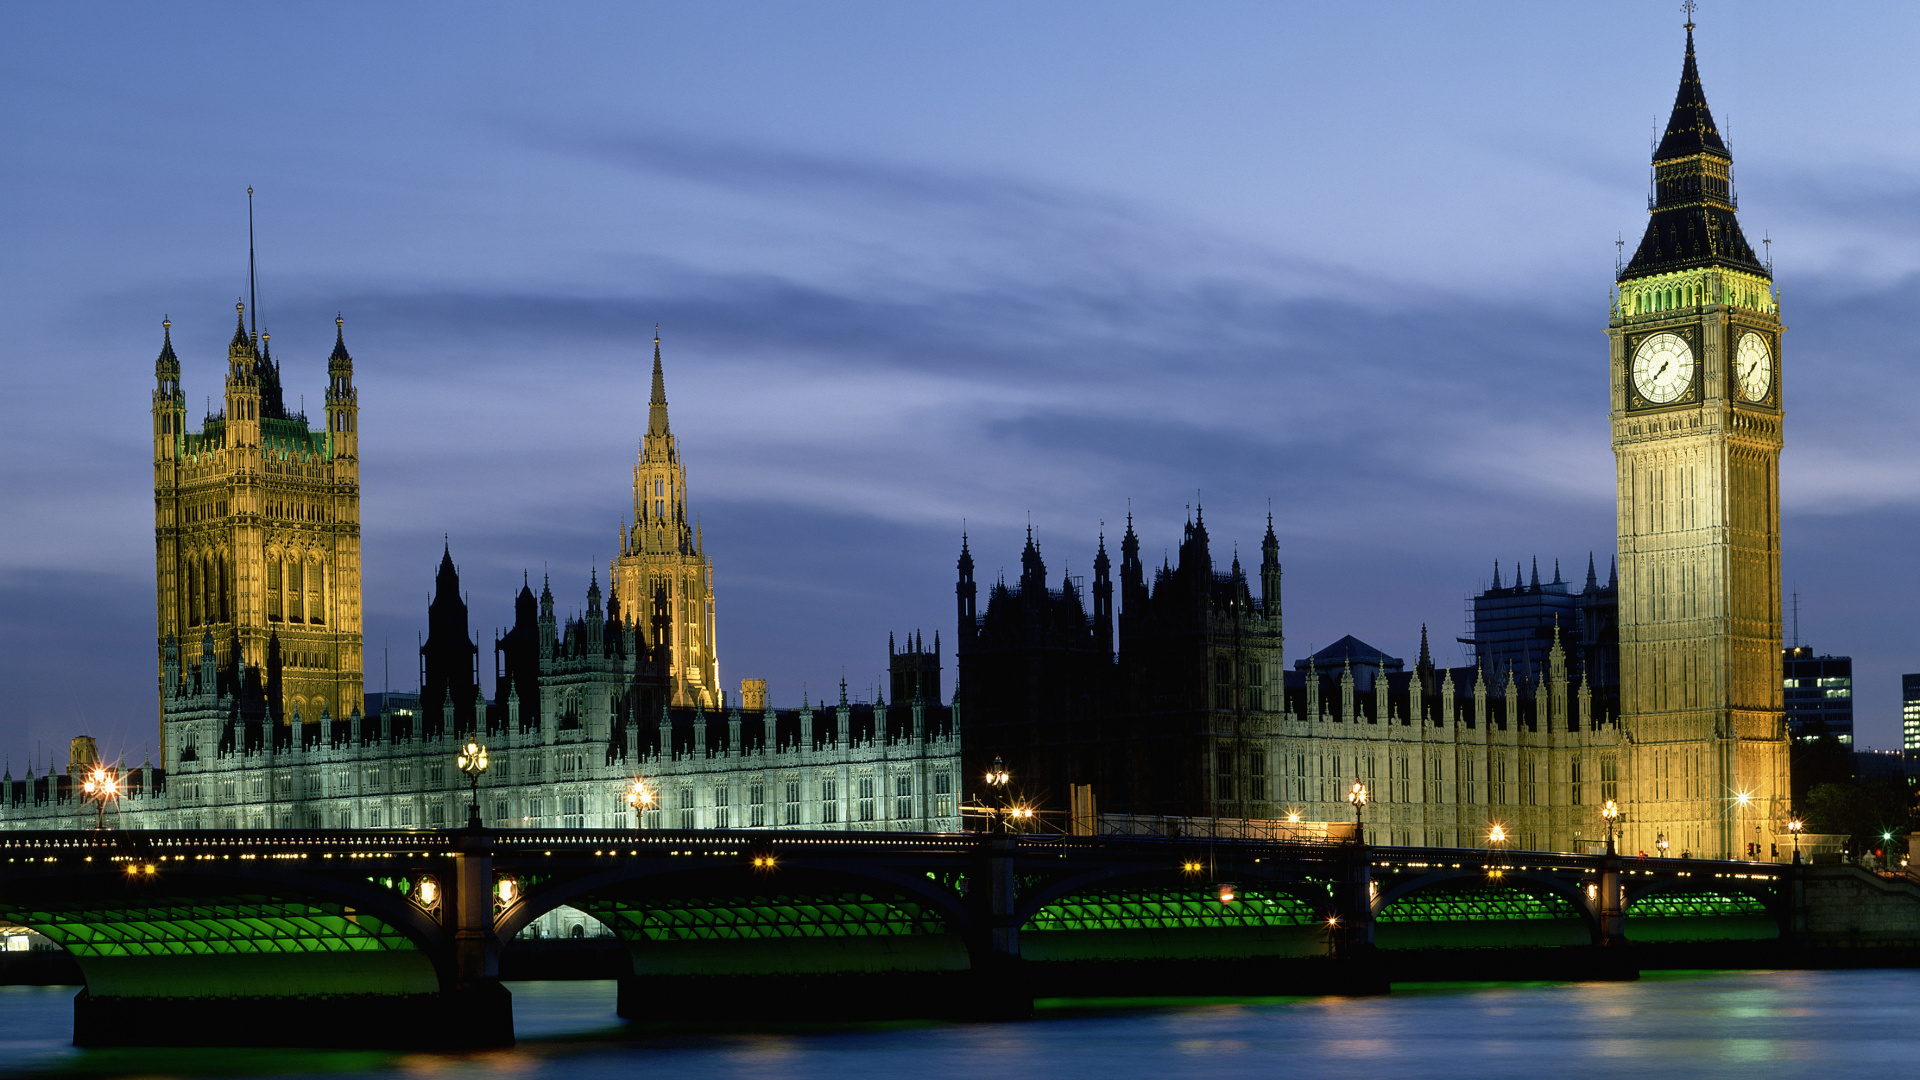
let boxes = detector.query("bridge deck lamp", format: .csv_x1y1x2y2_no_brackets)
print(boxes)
1787,818,1803,863
80,766,121,831
1487,823,1507,849
1657,833,1670,858
626,779,656,829
1735,790,1754,859
1601,800,1619,856
1347,782,1369,846
985,756,1011,832
456,739,489,828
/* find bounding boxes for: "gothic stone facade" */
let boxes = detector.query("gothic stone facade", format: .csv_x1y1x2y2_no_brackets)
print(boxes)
957,512,1623,853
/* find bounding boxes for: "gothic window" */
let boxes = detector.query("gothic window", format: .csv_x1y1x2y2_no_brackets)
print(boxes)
1570,759,1585,806
1215,749,1234,801
248,776,265,799
785,780,802,826
218,557,230,623
713,786,730,829
364,765,383,792
858,775,875,822
750,783,765,827
565,794,587,830
815,778,833,824
894,774,912,820
676,788,695,830
428,762,446,787
287,560,305,622
310,563,325,625
1601,757,1619,804
1492,756,1507,805
933,772,953,818
267,560,282,621
1463,759,1477,805
1249,754,1267,802
1523,759,1539,806
398,805,414,827
366,806,382,828
187,559,201,625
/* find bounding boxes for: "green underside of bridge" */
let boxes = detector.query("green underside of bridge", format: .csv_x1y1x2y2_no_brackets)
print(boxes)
0,894,436,997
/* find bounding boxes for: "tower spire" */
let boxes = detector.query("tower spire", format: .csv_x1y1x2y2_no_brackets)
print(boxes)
247,186,258,345
648,326,670,438
1620,14,1765,282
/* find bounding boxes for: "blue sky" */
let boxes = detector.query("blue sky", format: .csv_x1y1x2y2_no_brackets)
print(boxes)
4,2,1919,767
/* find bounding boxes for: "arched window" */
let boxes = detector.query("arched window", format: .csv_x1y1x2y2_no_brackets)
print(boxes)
310,562,325,626
218,557,230,623
288,559,304,623
187,559,201,626
267,558,282,621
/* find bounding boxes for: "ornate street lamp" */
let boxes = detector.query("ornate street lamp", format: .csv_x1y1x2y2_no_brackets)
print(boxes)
1601,800,1619,856
456,738,489,828
1656,832,1670,858
1787,817,1803,863
1734,789,1753,860
1347,781,1369,846
80,766,121,831
985,755,1011,833
1487,823,1507,848
626,779,656,829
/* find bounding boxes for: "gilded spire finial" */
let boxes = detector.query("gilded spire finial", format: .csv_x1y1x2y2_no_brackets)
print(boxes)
1682,0,1696,31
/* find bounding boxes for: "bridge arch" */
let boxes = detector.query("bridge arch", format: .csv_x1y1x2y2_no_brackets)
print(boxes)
1371,869,1602,948
1622,875,1784,941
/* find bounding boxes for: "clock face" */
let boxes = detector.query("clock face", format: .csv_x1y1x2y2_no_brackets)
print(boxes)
1631,332,1695,405
1735,332,1772,402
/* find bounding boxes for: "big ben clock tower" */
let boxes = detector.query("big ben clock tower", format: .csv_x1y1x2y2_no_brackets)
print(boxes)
1611,15,1789,860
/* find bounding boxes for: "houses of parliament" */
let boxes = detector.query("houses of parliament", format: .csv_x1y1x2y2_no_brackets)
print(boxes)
3,21,1791,861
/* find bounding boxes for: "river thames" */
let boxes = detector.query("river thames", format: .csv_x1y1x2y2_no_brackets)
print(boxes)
0,970,1910,1079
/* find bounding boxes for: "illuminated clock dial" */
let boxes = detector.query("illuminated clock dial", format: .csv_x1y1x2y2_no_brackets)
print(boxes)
1735,332,1772,402
1631,332,1694,404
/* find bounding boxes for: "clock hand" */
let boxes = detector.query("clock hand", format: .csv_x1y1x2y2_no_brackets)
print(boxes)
1656,361,1669,379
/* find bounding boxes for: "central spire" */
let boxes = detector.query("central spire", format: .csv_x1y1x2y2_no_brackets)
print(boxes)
648,327,670,438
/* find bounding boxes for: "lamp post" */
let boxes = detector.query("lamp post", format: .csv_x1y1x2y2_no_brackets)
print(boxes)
985,755,1011,833
1601,799,1619,856
1656,832,1670,858
80,766,120,831
1347,781,1368,846
1487,823,1507,850
1734,790,1753,860
456,738,489,829
1787,818,1803,863
626,779,655,829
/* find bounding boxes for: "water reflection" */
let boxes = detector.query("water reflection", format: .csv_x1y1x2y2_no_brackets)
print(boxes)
2,971,1918,1078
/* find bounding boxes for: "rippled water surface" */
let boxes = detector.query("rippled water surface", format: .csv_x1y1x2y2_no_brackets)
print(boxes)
2,970,1914,1079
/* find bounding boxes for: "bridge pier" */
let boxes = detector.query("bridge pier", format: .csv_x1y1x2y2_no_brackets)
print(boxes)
442,829,513,1048
1597,854,1626,947
967,832,1033,1019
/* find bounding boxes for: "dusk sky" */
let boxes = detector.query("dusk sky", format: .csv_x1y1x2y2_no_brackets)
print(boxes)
4,2,1918,768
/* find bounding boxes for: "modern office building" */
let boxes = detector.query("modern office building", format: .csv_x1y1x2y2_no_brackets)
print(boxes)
1903,674,1920,752
1782,647,1853,746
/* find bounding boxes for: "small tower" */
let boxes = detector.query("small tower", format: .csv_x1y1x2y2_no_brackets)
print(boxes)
955,532,977,636
1091,530,1113,660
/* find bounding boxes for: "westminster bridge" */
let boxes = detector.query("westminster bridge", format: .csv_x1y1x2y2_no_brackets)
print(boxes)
1,827,1914,1049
